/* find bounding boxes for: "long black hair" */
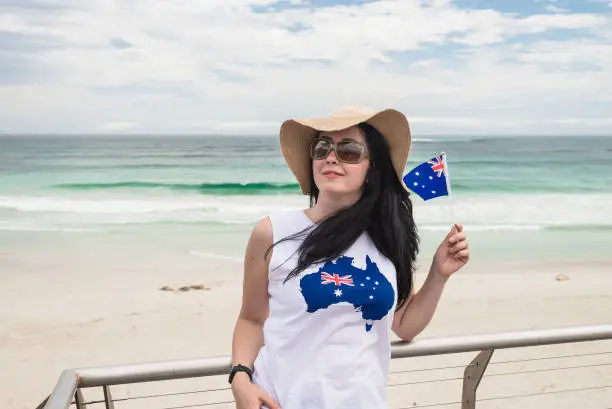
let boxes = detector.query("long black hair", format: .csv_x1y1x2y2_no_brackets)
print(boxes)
268,122,420,310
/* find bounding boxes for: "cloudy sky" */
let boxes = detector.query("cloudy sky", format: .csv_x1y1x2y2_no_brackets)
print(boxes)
1,0,611,136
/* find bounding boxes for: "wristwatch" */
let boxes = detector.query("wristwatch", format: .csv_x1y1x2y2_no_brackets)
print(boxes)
228,364,253,384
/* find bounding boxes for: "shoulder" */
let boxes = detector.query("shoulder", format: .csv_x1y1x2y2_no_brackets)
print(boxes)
245,216,274,265
250,209,302,240
249,216,273,248
268,208,308,224
267,209,311,235
248,209,307,262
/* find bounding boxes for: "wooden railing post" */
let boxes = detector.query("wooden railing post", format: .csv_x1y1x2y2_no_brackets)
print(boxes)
103,386,115,409
74,389,86,409
461,349,494,409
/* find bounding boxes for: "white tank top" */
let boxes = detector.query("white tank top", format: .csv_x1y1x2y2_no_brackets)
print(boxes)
253,209,398,409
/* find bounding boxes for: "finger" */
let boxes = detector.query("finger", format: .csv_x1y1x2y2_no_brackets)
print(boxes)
448,232,466,244
454,249,470,260
448,240,469,253
450,240,468,254
455,223,463,232
444,225,456,239
260,392,282,409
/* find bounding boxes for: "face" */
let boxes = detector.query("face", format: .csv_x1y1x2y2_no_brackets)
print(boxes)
311,126,370,198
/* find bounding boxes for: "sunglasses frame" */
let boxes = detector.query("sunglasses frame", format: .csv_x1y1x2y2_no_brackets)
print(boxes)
310,136,369,164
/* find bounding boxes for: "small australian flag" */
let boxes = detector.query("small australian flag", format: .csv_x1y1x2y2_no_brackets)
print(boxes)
403,152,450,201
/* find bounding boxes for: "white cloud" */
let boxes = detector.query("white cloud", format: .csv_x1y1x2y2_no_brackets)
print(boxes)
0,0,611,135
544,5,568,13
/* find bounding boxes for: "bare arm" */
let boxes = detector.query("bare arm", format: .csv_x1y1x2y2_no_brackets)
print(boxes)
392,267,448,342
231,217,273,380
392,224,469,342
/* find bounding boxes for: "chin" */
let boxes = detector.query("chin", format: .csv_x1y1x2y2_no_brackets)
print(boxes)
316,180,361,197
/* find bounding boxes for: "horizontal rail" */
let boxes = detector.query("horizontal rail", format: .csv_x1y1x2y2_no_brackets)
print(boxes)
78,356,231,388
41,323,612,409
390,323,612,358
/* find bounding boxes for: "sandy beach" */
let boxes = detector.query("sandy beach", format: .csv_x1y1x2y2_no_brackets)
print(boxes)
1,236,611,409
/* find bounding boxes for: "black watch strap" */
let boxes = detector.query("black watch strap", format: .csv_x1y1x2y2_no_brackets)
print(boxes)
228,364,253,384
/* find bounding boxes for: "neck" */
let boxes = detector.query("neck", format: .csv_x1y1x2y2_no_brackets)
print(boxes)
307,190,361,222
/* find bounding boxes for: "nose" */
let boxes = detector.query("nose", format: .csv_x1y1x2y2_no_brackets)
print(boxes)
325,149,338,164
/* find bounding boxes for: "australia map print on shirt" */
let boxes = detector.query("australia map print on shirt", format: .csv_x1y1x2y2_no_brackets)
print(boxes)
299,255,395,332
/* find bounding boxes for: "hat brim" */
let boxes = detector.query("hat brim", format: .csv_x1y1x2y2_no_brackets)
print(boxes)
279,109,412,195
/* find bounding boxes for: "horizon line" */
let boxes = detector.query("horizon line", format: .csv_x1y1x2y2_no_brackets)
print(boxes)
1,133,611,138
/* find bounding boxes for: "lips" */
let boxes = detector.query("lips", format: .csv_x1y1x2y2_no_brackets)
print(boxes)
322,170,344,177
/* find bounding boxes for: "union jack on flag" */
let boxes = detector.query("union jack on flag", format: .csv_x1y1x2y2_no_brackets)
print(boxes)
320,272,354,287
403,152,451,201
428,155,447,178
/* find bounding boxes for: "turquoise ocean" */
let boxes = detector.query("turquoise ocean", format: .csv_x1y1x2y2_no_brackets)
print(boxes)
1,135,611,267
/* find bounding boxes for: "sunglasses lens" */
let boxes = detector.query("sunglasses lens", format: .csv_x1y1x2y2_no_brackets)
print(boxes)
337,141,363,163
312,139,332,160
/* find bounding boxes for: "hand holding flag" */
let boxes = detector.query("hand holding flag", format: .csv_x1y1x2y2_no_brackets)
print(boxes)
402,151,470,278
431,222,470,279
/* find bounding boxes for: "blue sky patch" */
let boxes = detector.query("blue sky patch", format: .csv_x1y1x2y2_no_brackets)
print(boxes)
109,38,133,50
0,0,71,12
286,22,310,33
251,0,379,13
379,43,472,65
455,0,611,15
213,68,250,83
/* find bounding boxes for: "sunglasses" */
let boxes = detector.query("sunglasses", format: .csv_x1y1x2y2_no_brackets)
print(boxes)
310,137,369,164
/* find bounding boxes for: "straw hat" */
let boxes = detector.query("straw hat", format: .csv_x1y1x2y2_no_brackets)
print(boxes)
279,106,412,195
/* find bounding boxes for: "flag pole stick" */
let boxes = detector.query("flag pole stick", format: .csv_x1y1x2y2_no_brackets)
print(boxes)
442,152,457,229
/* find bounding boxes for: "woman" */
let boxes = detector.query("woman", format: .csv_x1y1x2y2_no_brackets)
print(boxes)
229,108,469,409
